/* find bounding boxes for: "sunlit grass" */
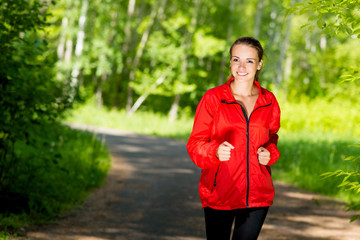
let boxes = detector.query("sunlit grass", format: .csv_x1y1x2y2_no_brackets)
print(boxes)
275,131,359,202
65,100,194,141
279,96,360,137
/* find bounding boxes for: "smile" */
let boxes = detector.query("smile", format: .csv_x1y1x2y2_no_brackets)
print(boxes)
237,72,248,76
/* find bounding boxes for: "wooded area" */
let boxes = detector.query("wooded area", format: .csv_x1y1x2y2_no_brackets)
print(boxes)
69,0,360,116
7,0,359,119
1,0,360,233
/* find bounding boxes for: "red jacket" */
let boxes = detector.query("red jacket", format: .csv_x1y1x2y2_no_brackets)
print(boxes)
187,78,280,210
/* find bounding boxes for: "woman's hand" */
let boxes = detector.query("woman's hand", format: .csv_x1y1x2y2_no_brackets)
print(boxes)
257,147,270,165
216,141,235,161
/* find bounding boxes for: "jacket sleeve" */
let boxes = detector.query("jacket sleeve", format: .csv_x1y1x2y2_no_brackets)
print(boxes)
264,94,281,165
187,91,221,169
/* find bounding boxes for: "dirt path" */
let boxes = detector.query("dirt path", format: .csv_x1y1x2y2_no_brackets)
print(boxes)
21,125,360,240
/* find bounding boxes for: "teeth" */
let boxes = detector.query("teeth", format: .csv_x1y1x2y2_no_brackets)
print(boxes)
237,72,247,76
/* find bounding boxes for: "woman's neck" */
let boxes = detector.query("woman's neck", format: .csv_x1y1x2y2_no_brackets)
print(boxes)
230,80,256,97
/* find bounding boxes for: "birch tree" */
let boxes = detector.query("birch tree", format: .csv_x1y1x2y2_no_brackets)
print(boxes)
126,0,167,112
254,0,264,38
123,0,136,55
275,12,293,86
69,0,88,102
168,0,201,122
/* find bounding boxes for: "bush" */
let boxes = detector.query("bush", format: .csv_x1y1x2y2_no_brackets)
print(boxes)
0,0,111,234
0,123,111,231
0,0,71,200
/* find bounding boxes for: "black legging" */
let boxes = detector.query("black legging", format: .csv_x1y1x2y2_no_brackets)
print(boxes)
204,206,269,240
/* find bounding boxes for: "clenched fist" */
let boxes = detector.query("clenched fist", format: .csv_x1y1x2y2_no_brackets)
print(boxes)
216,141,235,161
257,147,270,165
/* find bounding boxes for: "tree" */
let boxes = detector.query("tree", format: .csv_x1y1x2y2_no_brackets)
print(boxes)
0,0,71,209
126,0,167,113
42,0,360,117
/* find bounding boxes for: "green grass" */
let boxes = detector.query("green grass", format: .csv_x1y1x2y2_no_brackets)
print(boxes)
275,132,359,202
0,123,111,234
65,101,194,141
280,97,360,137
65,98,360,204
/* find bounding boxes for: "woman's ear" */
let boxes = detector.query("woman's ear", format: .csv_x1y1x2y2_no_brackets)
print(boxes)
257,59,263,70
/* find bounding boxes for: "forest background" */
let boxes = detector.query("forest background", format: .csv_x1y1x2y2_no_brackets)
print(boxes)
1,0,360,236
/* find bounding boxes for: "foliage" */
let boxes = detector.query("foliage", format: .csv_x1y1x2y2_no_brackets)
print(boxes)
0,0,110,233
275,133,359,198
0,123,111,232
0,0,70,187
39,0,360,115
286,0,360,84
322,145,360,222
288,0,360,37
289,0,360,222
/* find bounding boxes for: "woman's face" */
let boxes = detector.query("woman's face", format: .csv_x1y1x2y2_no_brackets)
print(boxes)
230,44,262,82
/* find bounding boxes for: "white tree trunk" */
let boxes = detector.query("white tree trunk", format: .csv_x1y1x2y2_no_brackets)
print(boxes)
64,39,73,63
168,94,181,122
126,8,157,111
126,0,167,112
168,0,200,122
96,73,107,108
276,13,292,86
123,0,136,54
57,17,68,60
128,73,167,116
283,53,293,98
254,0,264,38
69,0,88,101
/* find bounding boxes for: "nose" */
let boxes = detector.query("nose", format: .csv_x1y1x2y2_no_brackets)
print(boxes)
237,60,246,68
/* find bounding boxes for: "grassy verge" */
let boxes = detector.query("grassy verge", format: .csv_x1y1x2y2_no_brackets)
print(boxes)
276,132,359,203
0,123,111,235
65,98,359,204
65,101,193,141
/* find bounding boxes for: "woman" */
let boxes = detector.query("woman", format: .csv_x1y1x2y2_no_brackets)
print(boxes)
187,36,281,240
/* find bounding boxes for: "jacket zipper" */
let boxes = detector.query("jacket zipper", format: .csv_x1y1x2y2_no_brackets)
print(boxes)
220,99,272,207
239,105,251,208
243,103,272,208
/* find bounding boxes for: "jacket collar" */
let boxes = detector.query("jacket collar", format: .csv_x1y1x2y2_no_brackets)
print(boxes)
221,78,271,107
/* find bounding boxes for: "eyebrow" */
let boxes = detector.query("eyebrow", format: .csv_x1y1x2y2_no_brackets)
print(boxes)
232,56,256,60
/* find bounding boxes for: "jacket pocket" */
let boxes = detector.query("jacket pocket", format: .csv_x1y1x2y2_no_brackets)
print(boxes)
200,166,218,190
199,166,220,203
256,165,274,194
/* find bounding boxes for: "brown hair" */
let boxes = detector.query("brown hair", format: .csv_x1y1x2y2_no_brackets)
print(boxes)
227,36,264,82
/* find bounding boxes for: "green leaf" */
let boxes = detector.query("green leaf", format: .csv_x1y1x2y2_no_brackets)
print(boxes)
317,19,326,29
344,155,356,161
350,215,360,222
353,28,360,35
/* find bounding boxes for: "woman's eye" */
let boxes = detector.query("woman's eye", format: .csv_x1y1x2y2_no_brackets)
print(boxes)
247,60,254,64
